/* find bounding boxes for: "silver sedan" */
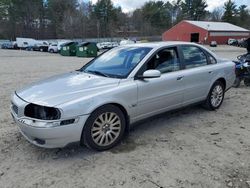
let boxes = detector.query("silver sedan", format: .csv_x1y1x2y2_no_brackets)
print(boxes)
11,42,235,150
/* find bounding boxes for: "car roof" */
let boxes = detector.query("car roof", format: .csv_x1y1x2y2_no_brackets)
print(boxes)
120,41,218,59
124,41,202,49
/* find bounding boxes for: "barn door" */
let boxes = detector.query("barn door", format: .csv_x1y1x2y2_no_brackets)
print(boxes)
190,33,199,43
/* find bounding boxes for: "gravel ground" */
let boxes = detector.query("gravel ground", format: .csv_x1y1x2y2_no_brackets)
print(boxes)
0,46,249,188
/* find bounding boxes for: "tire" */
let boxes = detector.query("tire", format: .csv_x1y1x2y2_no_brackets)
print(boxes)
244,78,250,86
233,77,241,88
81,104,126,151
49,49,54,53
40,48,43,52
203,81,225,110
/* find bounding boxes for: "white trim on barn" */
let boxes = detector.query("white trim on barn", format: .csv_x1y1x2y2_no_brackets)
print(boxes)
210,32,250,37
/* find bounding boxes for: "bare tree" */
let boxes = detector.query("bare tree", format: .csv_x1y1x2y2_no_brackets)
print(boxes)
211,7,224,21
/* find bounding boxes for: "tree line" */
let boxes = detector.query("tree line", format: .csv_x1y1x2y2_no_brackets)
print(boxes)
0,0,249,40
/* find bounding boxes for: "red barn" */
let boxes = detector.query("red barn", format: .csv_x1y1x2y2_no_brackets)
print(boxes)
162,20,250,44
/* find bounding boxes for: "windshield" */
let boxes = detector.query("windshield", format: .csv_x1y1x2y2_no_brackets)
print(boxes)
80,47,152,78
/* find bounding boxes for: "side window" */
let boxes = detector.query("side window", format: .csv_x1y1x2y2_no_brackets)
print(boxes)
182,46,208,69
208,54,217,64
144,47,180,74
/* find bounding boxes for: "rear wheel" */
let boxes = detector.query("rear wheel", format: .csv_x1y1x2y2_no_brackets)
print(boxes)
203,81,225,110
244,78,250,86
233,77,241,88
81,105,126,151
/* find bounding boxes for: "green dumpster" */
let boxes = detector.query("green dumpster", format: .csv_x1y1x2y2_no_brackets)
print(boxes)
60,42,78,56
76,42,98,57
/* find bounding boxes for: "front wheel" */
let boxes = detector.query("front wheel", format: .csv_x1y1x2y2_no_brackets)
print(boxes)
81,105,126,151
203,81,225,110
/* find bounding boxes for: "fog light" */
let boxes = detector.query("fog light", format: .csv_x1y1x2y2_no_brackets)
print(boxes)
34,138,45,145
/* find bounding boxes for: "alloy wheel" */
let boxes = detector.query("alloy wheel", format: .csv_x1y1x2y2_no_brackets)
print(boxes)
210,85,223,108
91,112,121,146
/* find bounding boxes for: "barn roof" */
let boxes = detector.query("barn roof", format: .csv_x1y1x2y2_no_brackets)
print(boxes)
185,20,249,32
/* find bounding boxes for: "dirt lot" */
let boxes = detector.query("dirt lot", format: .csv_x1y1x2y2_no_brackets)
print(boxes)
0,46,249,188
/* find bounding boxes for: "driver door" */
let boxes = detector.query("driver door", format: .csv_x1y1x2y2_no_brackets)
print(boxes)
134,47,184,120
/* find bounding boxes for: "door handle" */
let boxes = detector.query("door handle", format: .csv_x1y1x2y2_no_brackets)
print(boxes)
208,71,213,74
177,76,184,81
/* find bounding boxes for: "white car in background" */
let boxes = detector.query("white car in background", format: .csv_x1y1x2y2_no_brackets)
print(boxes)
96,42,104,50
111,42,119,48
48,43,58,53
16,37,37,49
120,39,136,46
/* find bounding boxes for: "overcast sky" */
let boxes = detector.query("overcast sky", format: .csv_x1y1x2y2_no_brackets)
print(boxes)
87,0,250,13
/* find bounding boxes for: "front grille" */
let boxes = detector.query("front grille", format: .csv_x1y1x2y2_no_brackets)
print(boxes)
12,103,18,115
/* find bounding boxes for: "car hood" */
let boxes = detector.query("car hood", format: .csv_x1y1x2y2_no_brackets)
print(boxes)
16,71,120,106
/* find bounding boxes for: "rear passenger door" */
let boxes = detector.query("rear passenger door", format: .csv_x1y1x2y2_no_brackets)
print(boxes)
179,45,216,105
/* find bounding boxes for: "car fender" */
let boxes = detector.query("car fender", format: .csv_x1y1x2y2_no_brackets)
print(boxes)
57,80,137,119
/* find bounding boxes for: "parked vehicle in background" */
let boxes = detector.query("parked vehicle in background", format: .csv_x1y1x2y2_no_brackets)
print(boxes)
1,41,18,49
16,37,37,49
1,42,15,49
111,42,119,48
97,42,113,50
32,43,49,52
97,42,120,50
11,42,235,150
104,42,113,49
210,41,217,47
97,42,106,50
39,41,49,46
228,38,238,46
96,43,102,50
48,43,58,53
120,39,136,46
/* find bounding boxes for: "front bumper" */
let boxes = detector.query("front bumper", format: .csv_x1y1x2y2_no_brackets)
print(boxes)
11,93,89,148
11,112,89,148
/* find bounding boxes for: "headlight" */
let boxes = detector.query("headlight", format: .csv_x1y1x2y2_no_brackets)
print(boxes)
24,103,61,120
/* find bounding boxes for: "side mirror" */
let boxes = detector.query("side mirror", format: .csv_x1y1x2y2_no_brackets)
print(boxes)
137,69,161,79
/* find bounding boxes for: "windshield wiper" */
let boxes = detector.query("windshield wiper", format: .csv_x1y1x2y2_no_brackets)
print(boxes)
85,70,110,78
